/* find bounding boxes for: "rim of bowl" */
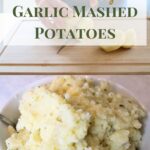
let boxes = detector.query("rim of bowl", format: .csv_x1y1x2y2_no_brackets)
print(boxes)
1,75,147,114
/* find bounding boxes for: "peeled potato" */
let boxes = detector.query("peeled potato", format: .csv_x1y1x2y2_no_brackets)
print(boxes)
100,30,125,52
100,45,121,52
123,29,136,49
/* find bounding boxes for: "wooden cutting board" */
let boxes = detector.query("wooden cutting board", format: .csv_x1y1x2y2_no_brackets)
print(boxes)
0,20,149,74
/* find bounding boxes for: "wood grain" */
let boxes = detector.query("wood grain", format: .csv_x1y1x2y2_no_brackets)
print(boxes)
0,20,149,74
0,64,150,74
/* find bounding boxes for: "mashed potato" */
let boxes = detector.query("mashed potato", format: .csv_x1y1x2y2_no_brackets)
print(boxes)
6,76,146,150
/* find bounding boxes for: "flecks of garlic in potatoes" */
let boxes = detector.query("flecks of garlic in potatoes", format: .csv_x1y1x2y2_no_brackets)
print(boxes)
8,126,16,136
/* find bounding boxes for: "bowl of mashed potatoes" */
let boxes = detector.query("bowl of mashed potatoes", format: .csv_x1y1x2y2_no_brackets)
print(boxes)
0,76,149,150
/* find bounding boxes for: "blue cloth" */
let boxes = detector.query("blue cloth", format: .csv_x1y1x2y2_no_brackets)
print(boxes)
148,0,150,16
63,0,90,7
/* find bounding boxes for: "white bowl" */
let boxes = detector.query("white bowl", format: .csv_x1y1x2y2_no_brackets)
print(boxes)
0,77,149,150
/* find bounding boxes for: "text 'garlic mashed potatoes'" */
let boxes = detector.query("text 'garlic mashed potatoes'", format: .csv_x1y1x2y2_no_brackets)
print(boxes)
6,76,146,150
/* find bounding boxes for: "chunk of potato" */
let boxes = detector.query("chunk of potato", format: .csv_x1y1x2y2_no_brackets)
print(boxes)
100,30,125,52
100,29,136,52
123,29,136,49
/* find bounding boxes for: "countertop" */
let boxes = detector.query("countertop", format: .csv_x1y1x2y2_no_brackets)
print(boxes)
0,20,149,74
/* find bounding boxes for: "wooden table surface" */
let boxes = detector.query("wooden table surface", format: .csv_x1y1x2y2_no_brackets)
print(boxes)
0,21,149,74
